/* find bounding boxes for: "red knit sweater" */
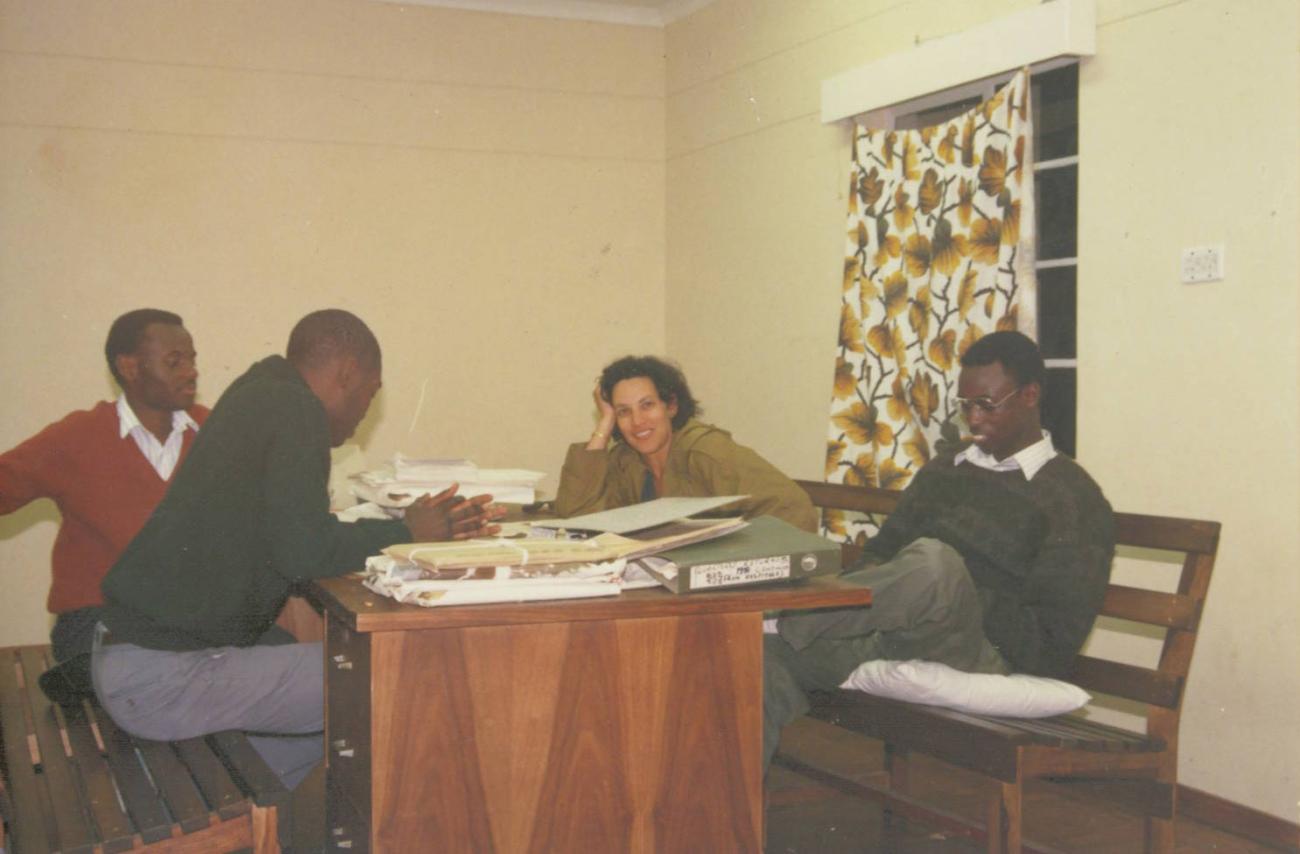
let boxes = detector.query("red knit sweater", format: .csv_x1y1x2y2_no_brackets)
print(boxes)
0,400,209,613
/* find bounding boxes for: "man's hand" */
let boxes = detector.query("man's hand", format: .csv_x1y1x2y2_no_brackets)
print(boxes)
403,484,507,541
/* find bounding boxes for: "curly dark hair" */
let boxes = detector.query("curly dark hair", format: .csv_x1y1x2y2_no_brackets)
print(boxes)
105,308,184,386
599,355,700,442
960,330,1045,389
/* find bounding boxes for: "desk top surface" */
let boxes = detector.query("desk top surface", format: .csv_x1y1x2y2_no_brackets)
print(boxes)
311,574,871,633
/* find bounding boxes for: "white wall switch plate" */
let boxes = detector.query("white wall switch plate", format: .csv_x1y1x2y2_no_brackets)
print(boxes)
1181,245,1225,284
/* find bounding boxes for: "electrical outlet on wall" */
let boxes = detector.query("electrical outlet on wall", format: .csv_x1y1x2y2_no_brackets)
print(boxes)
1180,245,1225,284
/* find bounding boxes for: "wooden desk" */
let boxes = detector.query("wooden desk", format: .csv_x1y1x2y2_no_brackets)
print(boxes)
312,575,871,853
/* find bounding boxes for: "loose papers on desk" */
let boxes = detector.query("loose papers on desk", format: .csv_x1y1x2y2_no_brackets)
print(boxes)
351,454,546,508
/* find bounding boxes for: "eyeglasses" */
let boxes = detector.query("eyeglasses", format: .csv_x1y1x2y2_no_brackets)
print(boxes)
955,387,1021,415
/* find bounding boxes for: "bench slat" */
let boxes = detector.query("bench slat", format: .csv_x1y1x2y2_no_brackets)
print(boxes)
208,731,290,810
18,646,97,854
809,690,1034,781
1100,585,1199,628
1069,655,1183,708
798,479,1222,556
1034,713,1149,746
93,708,179,844
798,480,899,515
1112,513,1219,554
173,735,252,821
815,689,1156,754
995,716,1151,753
132,737,214,835
61,702,138,853
985,716,1095,750
0,648,59,853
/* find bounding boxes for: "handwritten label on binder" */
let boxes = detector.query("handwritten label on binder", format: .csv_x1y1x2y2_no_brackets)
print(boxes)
690,555,791,590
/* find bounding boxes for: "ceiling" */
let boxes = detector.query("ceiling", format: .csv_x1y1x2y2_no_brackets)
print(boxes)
372,0,717,27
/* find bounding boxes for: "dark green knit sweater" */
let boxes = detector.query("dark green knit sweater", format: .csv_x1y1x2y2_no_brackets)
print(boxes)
101,356,410,651
862,451,1114,677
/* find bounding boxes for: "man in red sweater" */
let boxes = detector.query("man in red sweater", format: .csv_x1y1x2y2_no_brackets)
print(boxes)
0,308,207,666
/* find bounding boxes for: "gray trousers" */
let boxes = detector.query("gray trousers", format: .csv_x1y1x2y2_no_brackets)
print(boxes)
91,624,324,790
763,538,1009,769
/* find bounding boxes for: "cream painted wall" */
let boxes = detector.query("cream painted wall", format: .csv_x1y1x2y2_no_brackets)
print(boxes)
0,0,665,645
665,0,1298,824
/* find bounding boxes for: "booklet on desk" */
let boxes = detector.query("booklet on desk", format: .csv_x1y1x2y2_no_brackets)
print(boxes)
632,515,841,593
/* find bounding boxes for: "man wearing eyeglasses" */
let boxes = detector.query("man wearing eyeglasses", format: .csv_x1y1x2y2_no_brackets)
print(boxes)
763,331,1115,769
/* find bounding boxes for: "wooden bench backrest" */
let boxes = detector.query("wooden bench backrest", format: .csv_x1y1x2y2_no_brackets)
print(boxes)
794,480,1220,742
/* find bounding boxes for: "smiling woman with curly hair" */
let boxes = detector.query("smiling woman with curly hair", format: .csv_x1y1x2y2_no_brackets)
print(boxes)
553,355,817,531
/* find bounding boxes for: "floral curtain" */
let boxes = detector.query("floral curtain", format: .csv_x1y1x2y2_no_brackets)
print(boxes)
825,69,1036,546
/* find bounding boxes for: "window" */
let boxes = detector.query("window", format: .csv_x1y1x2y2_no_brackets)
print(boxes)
881,62,1080,455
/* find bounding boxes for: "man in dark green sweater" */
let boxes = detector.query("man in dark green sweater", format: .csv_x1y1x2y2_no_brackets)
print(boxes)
93,309,502,790
764,331,1114,768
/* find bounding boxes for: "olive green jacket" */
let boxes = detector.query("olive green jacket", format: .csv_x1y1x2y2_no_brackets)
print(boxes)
554,419,818,532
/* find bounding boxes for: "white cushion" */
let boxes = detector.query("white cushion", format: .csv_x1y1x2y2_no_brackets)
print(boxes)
840,659,1090,718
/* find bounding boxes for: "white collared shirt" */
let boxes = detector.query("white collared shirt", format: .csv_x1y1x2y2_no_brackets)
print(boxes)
116,395,199,481
954,430,1057,481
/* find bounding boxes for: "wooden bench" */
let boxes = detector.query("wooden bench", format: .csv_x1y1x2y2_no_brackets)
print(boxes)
0,644,287,853
778,479,1220,854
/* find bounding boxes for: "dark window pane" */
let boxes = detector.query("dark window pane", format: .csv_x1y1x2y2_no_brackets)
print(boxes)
894,95,984,131
1036,265,1076,359
1031,64,1078,160
1036,164,1077,259
1042,367,1076,457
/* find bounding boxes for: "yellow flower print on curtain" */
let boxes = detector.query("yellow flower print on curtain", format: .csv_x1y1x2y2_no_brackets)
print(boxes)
826,69,1036,539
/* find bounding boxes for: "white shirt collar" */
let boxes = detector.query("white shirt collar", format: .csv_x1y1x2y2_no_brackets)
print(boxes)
954,430,1057,481
116,395,198,439
116,395,199,480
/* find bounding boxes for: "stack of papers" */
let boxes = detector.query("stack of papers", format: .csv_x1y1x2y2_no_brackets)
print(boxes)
351,454,546,508
362,554,631,607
